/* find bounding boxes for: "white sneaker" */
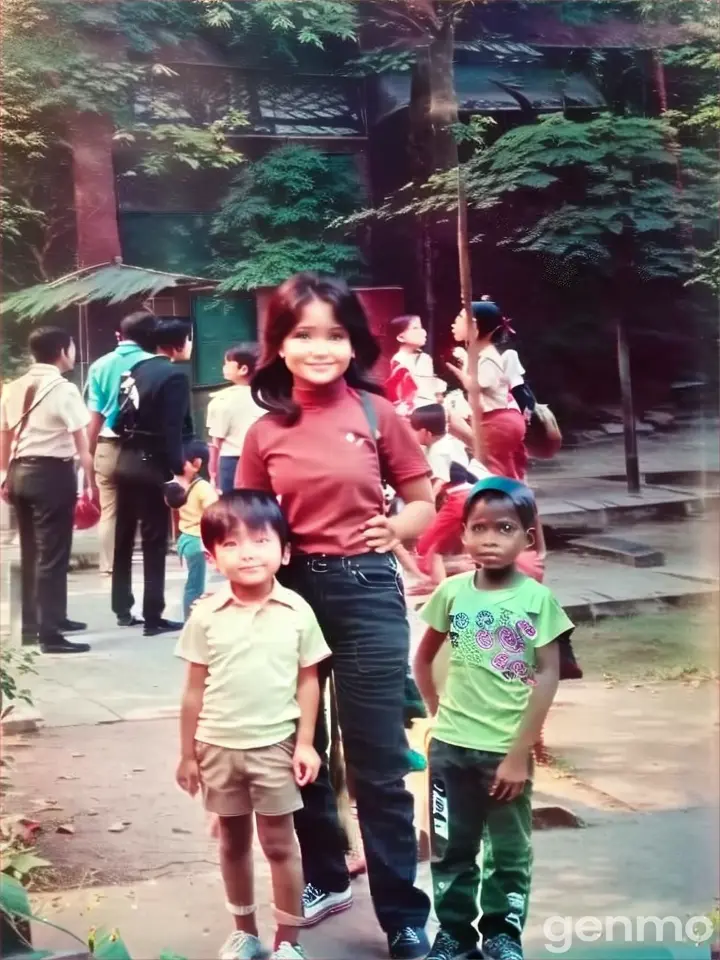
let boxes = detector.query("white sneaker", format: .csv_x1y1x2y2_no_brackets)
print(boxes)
219,930,269,960
270,944,306,959
301,882,353,926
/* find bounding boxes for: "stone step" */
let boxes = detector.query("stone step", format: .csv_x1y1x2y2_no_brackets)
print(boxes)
569,535,665,568
540,484,718,537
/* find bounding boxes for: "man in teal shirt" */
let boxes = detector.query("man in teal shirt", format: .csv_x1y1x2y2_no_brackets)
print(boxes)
86,311,157,580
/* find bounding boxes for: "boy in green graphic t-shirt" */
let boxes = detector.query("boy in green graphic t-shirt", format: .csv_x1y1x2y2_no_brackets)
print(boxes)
414,477,574,960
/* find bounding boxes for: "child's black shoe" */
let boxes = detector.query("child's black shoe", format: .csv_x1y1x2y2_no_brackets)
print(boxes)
388,926,430,959
483,933,523,960
426,930,475,960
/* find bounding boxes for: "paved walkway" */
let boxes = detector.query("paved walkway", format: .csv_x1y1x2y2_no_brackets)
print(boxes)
532,420,719,481
7,532,716,732
2,425,718,957
7,680,716,959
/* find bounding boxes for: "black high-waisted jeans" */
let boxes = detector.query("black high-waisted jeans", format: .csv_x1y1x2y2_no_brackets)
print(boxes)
280,552,431,934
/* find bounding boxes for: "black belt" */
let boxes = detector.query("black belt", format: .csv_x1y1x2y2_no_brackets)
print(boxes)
98,436,120,444
14,456,73,464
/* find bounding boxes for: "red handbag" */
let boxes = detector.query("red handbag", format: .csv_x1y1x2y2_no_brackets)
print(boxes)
74,490,100,531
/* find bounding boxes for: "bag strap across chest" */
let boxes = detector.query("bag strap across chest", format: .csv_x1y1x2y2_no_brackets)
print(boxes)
7,376,65,462
358,390,390,487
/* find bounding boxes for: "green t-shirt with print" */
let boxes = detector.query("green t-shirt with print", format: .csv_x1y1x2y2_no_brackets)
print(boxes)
422,571,574,754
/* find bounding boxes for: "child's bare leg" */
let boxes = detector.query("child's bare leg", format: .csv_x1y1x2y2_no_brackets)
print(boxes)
256,813,304,947
430,553,446,584
217,814,258,935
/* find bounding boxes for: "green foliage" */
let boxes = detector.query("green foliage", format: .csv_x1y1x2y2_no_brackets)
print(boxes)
195,0,358,62
118,123,246,178
557,1,619,26
0,876,138,957
88,928,133,960
211,146,364,290
0,188,44,246
0,0,246,291
345,47,416,76
0,650,49,895
366,113,718,286
641,0,719,137
451,115,497,146
687,243,720,292
0,647,36,718
0,839,51,885
642,0,719,291
0,873,185,958
250,0,358,45
0,0,364,290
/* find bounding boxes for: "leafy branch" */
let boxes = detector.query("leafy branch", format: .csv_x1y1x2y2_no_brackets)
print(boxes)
211,145,364,291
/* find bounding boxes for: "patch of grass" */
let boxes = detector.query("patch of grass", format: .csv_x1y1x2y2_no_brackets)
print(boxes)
572,602,720,681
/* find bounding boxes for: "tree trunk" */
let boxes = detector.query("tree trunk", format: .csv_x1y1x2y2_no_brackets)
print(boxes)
407,8,459,338
69,112,122,267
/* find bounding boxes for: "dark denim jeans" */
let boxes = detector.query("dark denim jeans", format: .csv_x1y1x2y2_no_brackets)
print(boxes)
280,552,430,934
218,456,240,495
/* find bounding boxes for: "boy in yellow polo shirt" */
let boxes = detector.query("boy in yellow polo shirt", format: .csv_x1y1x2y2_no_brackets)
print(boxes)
175,490,331,960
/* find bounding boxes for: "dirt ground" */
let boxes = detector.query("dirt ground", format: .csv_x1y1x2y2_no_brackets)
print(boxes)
4,719,215,891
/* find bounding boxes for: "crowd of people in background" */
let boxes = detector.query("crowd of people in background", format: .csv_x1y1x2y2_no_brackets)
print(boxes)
0,273,575,960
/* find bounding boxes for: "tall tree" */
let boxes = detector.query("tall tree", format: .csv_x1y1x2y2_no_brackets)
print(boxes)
0,0,362,289
0,0,246,289
640,0,720,292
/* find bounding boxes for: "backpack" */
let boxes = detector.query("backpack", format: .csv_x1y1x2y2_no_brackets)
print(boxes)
114,356,162,442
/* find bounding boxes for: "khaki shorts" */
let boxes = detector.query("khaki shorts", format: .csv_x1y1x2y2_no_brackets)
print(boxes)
195,737,302,817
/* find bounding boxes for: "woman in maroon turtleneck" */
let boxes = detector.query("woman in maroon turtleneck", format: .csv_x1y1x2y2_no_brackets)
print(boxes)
238,273,434,959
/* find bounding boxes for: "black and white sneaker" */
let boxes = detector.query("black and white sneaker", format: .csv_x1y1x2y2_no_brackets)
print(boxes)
483,933,523,960
425,929,480,960
388,926,430,960
301,883,352,926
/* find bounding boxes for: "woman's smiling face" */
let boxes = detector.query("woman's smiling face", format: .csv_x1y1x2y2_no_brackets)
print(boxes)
280,297,353,388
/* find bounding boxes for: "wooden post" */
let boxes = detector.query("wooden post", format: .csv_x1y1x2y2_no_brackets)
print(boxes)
617,317,641,494
457,167,483,463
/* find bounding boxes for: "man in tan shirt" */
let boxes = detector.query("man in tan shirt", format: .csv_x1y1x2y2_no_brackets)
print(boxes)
0,327,94,654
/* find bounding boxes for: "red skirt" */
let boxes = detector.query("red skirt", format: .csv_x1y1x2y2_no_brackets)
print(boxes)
482,408,528,481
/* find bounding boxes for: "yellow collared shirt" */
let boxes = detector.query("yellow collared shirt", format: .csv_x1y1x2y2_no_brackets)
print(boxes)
175,580,331,750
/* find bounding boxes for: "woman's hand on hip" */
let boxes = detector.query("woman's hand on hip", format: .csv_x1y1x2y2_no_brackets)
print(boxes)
362,514,400,553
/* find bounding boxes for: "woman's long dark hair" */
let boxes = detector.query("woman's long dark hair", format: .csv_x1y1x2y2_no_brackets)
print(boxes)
252,273,384,424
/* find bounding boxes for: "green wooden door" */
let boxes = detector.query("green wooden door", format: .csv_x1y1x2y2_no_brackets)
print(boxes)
192,295,257,388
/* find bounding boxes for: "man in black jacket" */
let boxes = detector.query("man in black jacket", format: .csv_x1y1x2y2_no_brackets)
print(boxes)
111,319,194,636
